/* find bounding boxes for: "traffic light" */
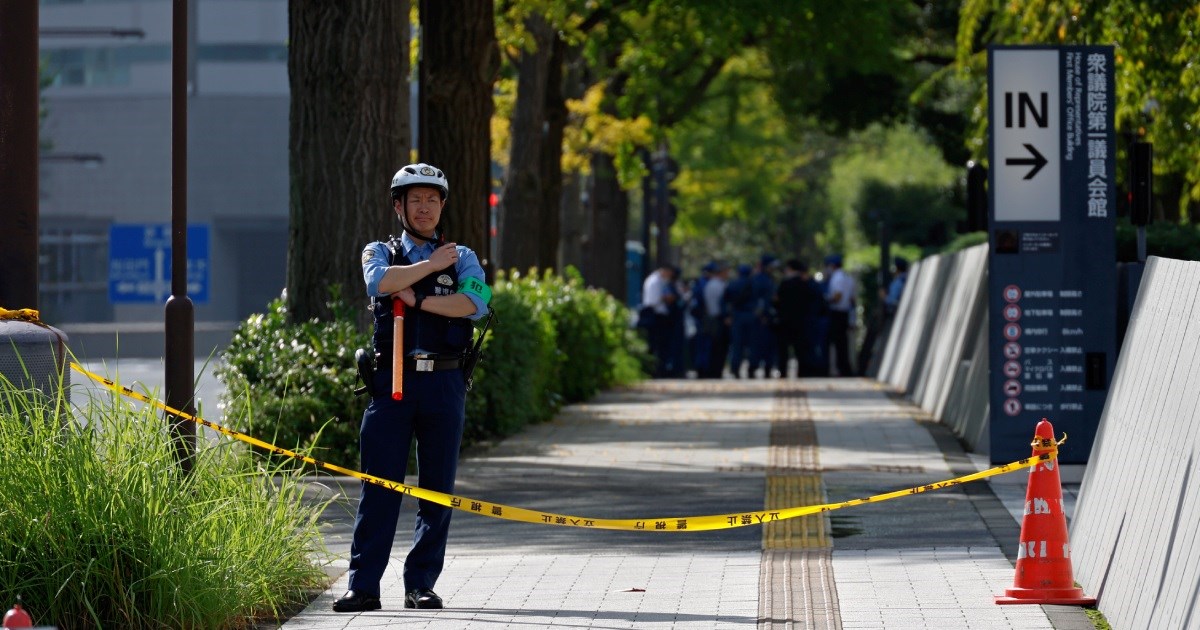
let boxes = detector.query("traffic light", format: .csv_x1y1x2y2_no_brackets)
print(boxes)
966,161,988,232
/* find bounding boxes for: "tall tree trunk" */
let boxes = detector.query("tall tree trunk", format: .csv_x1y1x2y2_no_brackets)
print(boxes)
557,51,589,274
287,1,409,322
538,34,567,272
560,171,585,271
498,15,553,274
420,0,499,269
586,152,628,299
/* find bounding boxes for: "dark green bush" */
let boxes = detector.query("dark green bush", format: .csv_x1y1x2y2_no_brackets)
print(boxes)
465,275,560,441
219,271,648,466
217,287,368,467
1116,222,1200,262
540,268,647,398
502,268,613,403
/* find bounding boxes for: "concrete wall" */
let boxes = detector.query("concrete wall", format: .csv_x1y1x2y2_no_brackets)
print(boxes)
876,244,990,453
1071,256,1200,630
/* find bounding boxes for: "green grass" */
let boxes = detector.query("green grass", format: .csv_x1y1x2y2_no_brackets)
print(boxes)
1085,606,1112,629
0,373,331,629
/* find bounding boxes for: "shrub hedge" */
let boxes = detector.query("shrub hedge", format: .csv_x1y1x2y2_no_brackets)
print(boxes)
218,268,648,464
1116,222,1200,262
218,288,368,467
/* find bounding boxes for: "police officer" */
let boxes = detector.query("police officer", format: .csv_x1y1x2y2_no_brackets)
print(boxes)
333,163,491,613
824,253,855,377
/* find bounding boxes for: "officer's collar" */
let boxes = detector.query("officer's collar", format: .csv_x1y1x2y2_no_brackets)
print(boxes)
399,231,436,256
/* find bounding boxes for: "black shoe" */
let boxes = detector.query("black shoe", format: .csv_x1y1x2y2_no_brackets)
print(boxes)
404,588,443,609
332,590,381,612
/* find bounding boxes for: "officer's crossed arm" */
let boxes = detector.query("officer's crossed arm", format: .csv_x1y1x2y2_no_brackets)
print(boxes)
398,275,489,318
395,287,477,318
375,242,460,294
364,243,490,319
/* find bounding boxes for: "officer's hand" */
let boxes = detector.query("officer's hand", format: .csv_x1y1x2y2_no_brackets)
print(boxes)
428,243,460,271
396,287,416,307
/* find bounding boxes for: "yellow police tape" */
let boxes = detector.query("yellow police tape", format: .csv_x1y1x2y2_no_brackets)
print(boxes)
71,362,1054,532
0,307,44,322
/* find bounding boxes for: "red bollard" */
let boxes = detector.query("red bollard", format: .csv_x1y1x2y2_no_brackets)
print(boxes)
2,597,32,629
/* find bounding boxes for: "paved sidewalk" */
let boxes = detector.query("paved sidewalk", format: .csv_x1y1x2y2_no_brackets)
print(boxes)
285,378,1095,628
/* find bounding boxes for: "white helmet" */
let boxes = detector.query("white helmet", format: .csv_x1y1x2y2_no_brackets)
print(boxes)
390,163,449,200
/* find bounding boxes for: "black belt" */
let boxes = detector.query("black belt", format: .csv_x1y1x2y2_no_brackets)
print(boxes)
398,350,463,372
374,350,463,372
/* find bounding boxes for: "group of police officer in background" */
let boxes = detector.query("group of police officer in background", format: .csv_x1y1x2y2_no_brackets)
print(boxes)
641,253,867,379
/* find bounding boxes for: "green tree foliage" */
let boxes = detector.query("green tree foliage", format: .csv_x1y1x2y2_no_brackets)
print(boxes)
667,50,831,266
828,124,961,251
958,0,1200,220
906,3,979,168
623,2,966,267
493,1,970,285
764,1,915,134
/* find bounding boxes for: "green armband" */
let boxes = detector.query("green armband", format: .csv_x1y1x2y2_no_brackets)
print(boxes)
458,276,492,305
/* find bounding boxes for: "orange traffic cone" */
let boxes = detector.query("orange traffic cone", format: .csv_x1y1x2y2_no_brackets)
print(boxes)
995,418,1096,605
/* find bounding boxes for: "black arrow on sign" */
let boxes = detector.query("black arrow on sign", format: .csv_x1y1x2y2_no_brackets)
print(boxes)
1006,143,1048,180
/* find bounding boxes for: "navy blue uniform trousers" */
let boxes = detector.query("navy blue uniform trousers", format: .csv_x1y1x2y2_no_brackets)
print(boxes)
347,368,466,595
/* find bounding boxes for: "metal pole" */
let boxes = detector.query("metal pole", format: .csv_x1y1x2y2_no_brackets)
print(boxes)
1131,141,1153,262
966,161,988,232
0,2,39,310
879,219,891,294
165,0,195,473
640,150,652,282
653,147,670,268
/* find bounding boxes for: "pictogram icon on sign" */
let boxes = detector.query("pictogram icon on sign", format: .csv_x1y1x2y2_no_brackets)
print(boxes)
1004,285,1022,302
1004,398,1022,416
1004,360,1022,378
1003,304,1022,322
1004,342,1022,359
1004,379,1023,397
1004,323,1022,341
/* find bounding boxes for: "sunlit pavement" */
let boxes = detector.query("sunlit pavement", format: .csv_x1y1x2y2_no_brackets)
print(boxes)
279,378,1092,630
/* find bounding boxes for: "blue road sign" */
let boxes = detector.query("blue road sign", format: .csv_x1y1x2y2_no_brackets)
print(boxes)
109,224,209,304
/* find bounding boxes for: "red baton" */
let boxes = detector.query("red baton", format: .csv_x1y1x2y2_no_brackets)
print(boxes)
392,300,405,400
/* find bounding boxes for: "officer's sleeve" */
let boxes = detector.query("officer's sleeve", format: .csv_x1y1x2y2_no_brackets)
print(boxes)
362,242,392,297
454,246,489,321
